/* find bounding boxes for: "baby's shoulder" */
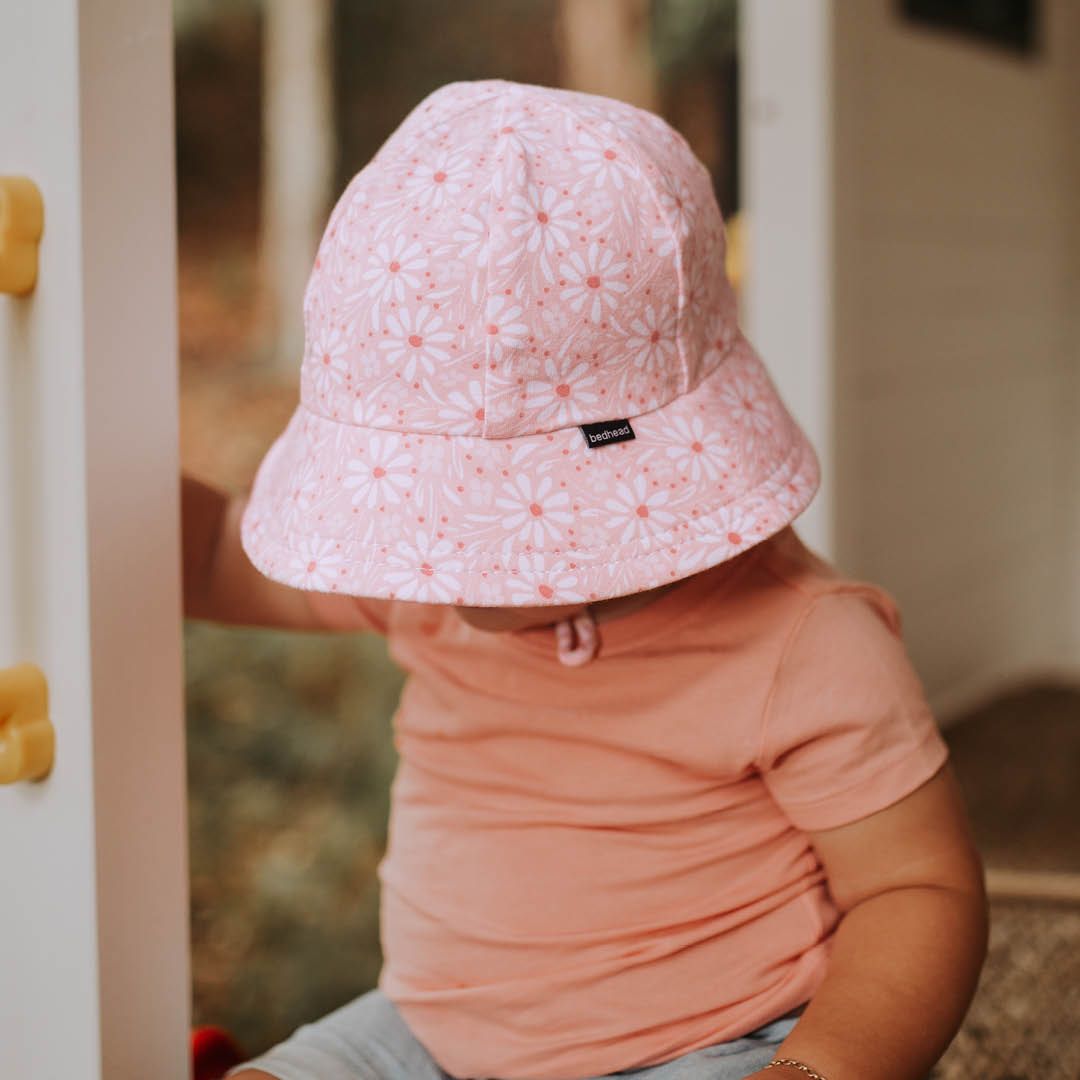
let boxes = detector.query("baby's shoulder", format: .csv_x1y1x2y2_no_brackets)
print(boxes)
730,527,904,641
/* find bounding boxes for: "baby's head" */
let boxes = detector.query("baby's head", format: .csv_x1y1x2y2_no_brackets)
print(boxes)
240,80,818,643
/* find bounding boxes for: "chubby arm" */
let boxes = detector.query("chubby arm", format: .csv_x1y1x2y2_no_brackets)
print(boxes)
182,473,341,629
749,761,989,1080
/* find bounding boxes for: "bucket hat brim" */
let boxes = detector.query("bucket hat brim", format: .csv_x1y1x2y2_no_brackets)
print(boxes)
241,333,819,608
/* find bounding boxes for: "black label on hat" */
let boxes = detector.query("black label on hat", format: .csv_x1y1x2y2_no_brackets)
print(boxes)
579,419,636,448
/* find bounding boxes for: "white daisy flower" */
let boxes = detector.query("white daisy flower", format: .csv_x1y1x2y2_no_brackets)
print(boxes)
709,317,739,362
720,505,767,550
286,536,344,591
505,554,585,604
775,467,817,514
675,542,712,578
305,320,350,396
624,304,678,374
504,184,576,281
720,374,774,437
525,355,600,428
682,250,715,324
604,474,677,545
405,150,471,209
484,293,529,359
379,305,455,381
560,242,629,324
661,414,731,484
281,456,321,531
651,221,677,259
357,234,427,311
570,128,639,191
495,111,550,160
385,531,464,603
656,174,694,239
453,211,490,265
342,433,413,508
434,379,486,432
494,473,573,548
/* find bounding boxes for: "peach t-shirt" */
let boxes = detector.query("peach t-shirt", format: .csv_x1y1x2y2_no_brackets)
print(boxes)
308,526,950,1080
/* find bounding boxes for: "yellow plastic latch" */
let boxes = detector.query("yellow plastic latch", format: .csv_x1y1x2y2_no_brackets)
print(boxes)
0,663,54,783
0,176,44,296
724,211,744,294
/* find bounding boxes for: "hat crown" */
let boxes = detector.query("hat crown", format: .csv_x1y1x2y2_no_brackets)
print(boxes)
300,79,738,439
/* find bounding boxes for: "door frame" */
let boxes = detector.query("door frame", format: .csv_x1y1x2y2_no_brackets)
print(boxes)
740,0,834,559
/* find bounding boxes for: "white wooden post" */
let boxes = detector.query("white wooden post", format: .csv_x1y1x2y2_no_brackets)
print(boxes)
740,0,834,559
261,0,335,371
0,3,189,1077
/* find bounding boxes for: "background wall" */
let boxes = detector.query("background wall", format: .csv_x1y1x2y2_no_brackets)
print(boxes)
831,0,1080,719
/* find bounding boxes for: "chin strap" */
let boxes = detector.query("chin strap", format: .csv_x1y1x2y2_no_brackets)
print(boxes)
553,607,599,667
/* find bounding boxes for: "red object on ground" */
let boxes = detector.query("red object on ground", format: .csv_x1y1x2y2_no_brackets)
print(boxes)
191,1026,246,1080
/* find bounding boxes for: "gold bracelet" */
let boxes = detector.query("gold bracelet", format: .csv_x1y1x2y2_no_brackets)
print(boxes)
762,1057,829,1079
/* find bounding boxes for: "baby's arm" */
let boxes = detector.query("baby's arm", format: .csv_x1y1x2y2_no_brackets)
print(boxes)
182,473,339,630
747,761,988,1080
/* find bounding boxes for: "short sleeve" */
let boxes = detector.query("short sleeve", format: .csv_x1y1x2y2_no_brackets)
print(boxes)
304,590,392,636
757,588,949,831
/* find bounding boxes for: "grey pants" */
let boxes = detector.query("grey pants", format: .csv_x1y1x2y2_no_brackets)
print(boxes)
225,988,807,1080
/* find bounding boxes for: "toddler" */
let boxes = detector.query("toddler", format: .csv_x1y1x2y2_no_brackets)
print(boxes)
183,80,988,1080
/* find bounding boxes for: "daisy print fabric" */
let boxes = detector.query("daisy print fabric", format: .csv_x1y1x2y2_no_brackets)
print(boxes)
242,79,819,607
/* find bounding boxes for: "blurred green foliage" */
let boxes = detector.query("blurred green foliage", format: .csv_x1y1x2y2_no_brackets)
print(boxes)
332,0,559,191
185,619,404,1052
651,0,737,74
174,0,738,220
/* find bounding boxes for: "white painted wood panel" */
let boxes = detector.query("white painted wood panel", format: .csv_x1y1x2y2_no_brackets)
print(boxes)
830,0,1079,717
0,2,189,1077
740,0,834,559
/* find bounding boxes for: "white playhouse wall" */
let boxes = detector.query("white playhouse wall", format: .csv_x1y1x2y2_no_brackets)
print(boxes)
744,0,1080,721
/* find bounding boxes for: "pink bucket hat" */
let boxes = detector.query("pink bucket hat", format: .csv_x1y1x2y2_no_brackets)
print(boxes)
241,79,819,608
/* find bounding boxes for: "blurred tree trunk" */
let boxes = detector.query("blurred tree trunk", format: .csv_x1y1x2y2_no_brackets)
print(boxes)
556,0,658,110
259,0,333,373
